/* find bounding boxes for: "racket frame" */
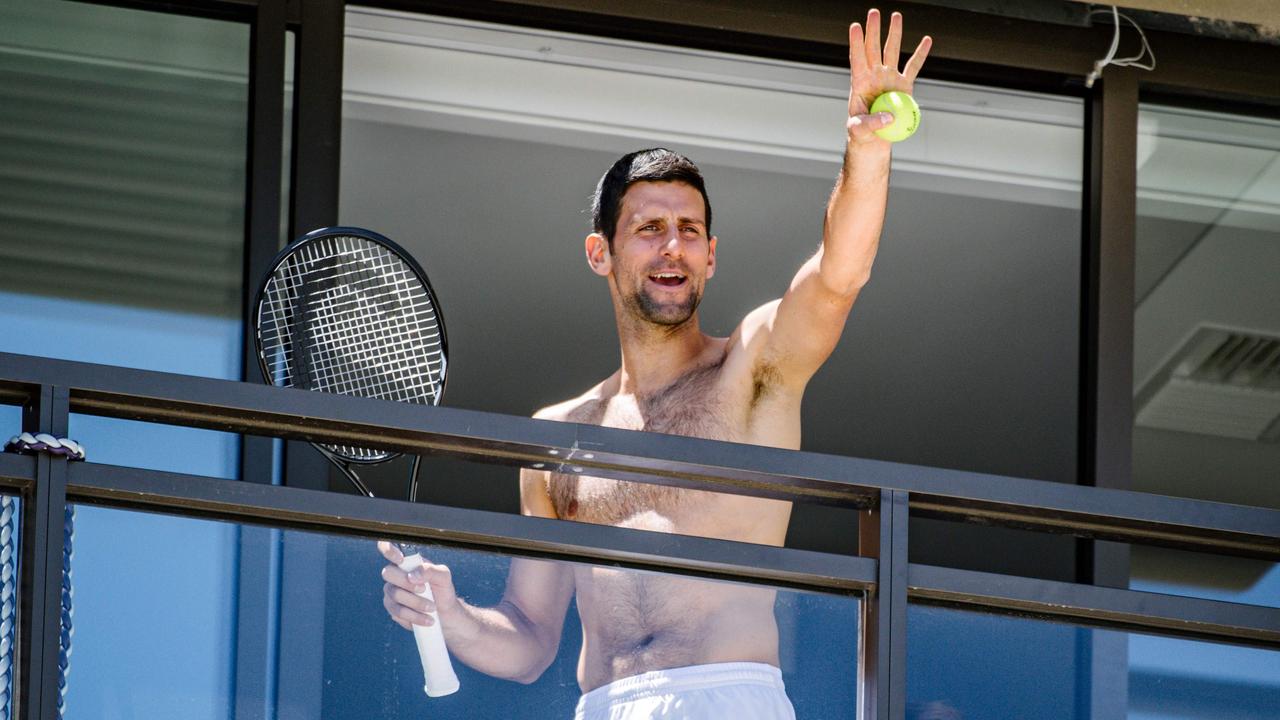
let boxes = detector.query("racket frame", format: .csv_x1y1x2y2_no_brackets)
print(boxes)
252,225,449,499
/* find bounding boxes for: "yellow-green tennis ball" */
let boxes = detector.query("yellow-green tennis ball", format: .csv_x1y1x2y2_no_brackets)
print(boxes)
870,91,920,143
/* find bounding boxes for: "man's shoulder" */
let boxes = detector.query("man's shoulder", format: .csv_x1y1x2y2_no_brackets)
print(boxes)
532,379,612,422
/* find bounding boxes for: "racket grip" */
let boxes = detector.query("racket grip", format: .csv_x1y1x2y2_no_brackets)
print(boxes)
398,553,461,697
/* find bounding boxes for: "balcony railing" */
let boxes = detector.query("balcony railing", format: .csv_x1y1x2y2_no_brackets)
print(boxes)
0,349,1277,719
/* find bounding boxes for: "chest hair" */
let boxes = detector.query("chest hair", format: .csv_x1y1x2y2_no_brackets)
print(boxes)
549,359,741,524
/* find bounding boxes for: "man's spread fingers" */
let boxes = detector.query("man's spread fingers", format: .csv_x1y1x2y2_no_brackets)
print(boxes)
883,12,903,70
904,36,933,82
849,23,869,76
865,8,882,69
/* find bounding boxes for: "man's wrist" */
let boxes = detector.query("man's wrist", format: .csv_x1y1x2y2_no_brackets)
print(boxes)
844,137,892,161
438,596,482,647
840,140,892,184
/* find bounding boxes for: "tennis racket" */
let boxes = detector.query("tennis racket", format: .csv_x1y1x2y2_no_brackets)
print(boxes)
253,225,459,697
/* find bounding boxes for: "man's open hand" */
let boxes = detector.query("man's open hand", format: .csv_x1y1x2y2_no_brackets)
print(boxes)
847,9,932,145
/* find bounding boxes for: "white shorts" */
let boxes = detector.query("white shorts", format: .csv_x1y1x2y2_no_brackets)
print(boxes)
574,662,797,720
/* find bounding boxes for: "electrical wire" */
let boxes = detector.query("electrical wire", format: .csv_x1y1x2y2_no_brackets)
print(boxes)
1085,5,1156,88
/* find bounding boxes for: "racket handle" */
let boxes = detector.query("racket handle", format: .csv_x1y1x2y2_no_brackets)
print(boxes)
398,554,461,697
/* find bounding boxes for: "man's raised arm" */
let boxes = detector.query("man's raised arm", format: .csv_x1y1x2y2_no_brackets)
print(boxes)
742,9,931,385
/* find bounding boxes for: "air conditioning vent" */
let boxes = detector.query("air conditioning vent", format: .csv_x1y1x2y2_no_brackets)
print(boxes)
1136,326,1280,442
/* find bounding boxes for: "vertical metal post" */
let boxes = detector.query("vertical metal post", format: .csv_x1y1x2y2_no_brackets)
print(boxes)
241,0,289,486
288,0,343,240
1077,66,1139,720
272,4,346,716
1079,68,1138,588
235,4,290,716
859,490,908,720
283,0,345,495
16,386,69,720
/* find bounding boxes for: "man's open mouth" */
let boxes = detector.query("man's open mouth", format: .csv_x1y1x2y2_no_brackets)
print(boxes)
649,272,686,287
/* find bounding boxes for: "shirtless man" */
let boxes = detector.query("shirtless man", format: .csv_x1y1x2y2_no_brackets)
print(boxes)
380,9,931,718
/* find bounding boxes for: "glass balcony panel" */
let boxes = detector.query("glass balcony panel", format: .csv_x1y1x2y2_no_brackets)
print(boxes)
1130,545,1278,610
67,414,240,480
1134,103,1280,606
63,504,860,719
908,602,1280,720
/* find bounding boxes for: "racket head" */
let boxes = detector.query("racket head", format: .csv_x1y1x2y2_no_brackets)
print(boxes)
253,226,448,463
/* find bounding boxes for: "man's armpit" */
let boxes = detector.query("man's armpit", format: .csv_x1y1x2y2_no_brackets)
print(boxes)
750,360,786,407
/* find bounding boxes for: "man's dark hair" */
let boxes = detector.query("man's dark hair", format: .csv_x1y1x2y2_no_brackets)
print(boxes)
591,148,712,246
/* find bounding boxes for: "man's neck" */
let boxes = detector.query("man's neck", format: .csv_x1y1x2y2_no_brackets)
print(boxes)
613,315,711,396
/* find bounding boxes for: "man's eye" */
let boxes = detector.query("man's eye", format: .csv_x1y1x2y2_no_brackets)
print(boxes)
639,224,659,232
681,226,700,234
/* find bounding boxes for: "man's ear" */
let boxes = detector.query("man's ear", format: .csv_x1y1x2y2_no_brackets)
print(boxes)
706,235,718,279
585,233,612,276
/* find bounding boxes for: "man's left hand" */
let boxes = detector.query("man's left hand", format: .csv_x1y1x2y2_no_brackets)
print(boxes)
847,8,932,146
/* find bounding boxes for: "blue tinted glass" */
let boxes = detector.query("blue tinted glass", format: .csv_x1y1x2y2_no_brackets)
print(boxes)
0,2,250,717
1131,545,1279,610
0,407,18,441
0,291,241,376
67,414,240,480
909,603,1280,720
63,505,238,719
65,506,860,719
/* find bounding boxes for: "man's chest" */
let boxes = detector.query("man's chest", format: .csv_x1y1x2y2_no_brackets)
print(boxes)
575,362,747,440
547,362,776,525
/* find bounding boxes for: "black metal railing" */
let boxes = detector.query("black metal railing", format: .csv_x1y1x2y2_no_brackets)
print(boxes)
1,350,1277,720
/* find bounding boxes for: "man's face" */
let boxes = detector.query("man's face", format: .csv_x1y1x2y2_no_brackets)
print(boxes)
604,181,716,327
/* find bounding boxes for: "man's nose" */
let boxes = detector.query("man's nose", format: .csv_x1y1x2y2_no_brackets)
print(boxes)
660,233,683,257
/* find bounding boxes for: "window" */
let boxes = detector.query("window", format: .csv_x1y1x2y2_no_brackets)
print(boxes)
1132,103,1280,607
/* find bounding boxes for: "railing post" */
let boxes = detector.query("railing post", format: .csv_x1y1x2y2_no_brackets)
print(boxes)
859,490,908,720
17,385,69,720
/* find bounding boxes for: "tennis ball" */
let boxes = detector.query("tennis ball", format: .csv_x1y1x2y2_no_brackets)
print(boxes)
869,91,920,143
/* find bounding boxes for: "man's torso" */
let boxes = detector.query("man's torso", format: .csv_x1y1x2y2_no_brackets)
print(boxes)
537,335,800,689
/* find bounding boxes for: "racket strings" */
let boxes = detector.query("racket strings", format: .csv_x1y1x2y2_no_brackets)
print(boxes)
257,233,446,461
265,241,442,400
308,246,442,403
